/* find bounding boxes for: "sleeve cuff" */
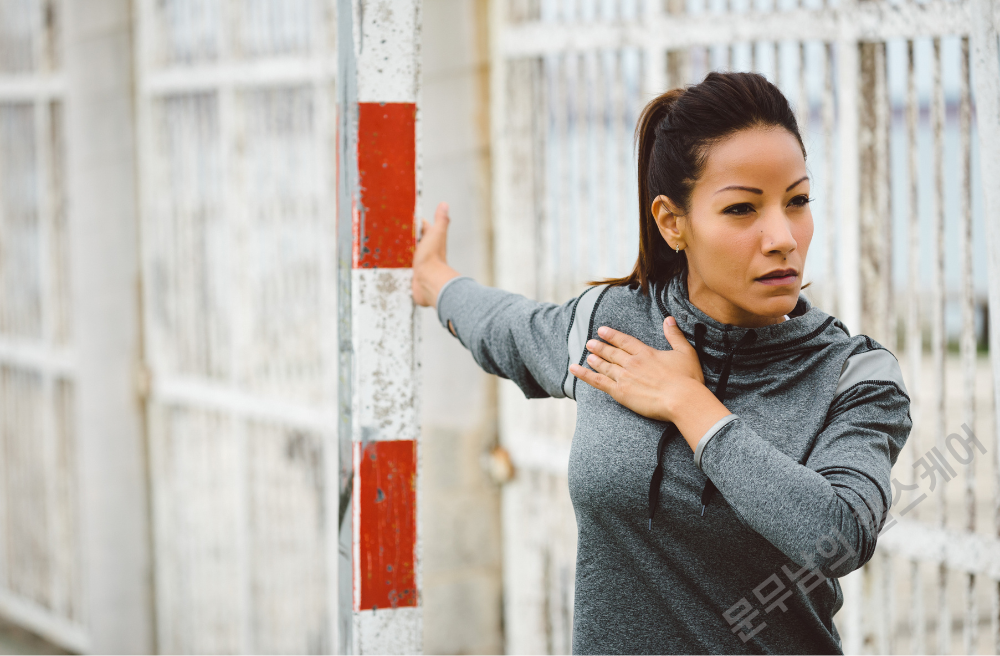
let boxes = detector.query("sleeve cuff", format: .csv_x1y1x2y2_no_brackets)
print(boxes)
693,414,739,472
436,275,474,331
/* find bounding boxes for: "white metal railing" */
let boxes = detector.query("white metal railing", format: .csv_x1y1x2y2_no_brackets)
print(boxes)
0,0,84,651
491,0,1000,653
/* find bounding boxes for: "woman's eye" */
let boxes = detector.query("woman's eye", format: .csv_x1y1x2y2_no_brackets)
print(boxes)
723,203,756,215
788,194,813,207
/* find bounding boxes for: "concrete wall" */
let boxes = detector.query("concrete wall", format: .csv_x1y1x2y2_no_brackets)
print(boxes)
418,1,504,653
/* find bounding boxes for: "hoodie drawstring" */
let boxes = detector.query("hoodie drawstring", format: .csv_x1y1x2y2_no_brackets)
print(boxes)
646,322,757,528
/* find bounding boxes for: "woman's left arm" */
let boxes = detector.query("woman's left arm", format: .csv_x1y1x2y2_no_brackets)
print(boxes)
695,376,910,579
572,318,913,579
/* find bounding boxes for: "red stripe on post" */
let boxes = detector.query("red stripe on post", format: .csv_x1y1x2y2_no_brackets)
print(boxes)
355,102,417,268
357,439,418,611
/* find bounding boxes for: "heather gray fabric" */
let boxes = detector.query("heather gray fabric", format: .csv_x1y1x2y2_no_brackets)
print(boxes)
437,273,912,655
693,413,739,472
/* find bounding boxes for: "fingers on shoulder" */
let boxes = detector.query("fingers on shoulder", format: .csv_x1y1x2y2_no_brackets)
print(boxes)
598,326,644,354
570,363,610,391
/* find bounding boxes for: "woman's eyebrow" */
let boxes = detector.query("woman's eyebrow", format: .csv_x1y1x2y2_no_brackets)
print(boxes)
786,176,809,191
714,185,762,195
714,176,809,195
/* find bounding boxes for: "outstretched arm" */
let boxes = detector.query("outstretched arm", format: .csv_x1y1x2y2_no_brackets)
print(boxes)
411,201,584,400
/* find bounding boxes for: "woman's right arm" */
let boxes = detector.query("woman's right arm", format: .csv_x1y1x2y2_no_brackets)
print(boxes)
413,202,590,400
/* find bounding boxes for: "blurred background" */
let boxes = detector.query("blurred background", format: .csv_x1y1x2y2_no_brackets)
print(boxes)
0,0,998,653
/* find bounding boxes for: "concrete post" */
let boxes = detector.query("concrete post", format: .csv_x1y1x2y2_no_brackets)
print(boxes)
337,1,423,653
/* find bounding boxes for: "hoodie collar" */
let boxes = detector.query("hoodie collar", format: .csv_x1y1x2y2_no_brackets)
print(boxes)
654,273,848,364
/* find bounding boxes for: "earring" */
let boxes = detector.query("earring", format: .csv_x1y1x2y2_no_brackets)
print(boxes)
675,243,681,254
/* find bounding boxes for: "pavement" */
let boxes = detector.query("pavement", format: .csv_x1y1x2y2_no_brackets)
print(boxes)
0,617,70,655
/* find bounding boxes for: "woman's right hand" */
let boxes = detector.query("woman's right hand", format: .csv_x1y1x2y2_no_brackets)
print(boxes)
412,201,460,308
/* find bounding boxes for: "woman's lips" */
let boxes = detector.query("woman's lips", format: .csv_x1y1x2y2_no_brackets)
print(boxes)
756,273,797,286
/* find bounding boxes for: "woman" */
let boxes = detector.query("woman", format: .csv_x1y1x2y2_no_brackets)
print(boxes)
412,72,911,654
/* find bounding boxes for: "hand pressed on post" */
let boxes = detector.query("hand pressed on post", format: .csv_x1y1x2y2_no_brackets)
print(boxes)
412,201,460,308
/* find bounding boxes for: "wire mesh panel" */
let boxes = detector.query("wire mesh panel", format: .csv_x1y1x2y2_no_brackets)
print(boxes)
0,0,81,648
491,0,999,652
135,1,338,652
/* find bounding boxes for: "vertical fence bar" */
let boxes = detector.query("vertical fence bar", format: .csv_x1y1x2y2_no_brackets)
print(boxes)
821,42,836,314
968,0,1000,647
931,36,949,655
557,54,573,301
665,0,688,88
875,41,895,654
219,3,253,651
858,37,891,650
335,1,356,642
905,36,922,505
911,559,924,654
881,549,895,654
796,40,808,159
773,41,781,87
589,50,607,281
30,0,60,618
569,52,585,291
541,55,558,305
313,2,339,648
859,41,888,343
642,0,665,96
724,0,734,75
905,38,924,654
836,35,861,336
336,0,422,652
958,33,978,656
610,50,629,276
876,42,894,354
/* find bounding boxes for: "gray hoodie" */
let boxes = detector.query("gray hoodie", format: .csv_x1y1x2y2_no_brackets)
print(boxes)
436,272,912,655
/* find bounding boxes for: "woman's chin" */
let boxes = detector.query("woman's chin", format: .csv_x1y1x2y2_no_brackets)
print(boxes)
750,292,798,319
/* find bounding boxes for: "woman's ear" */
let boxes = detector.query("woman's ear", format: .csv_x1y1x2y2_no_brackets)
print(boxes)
651,195,685,249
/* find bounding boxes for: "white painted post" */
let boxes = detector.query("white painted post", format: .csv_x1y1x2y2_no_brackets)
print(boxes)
63,0,153,652
337,1,422,653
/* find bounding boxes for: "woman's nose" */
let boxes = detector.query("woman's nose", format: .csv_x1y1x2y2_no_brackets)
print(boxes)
761,209,797,255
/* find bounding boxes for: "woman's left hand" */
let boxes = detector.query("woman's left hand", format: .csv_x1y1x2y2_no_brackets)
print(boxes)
569,317,706,424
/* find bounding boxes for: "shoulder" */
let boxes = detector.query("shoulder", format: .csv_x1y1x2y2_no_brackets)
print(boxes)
834,335,908,402
573,283,660,345
561,283,652,399
586,282,656,323
566,282,650,336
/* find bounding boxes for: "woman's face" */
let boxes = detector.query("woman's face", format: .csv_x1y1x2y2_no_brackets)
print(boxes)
654,126,813,328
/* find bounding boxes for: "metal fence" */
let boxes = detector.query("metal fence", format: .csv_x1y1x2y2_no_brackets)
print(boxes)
0,0,426,651
490,0,1000,652
133,0,339,652
0,0,82,650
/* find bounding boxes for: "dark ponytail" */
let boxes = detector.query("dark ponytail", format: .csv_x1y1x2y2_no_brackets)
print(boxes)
592,71,806,295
